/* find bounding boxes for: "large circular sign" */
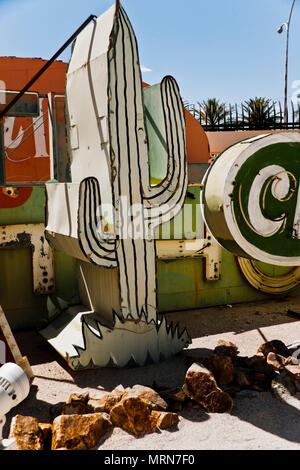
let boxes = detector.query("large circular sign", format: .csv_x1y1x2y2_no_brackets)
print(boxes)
202,132,300,266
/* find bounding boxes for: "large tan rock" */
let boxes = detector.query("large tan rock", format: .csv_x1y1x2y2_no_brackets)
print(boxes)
204,354,234,385
51,413,112,450
151,411,179,430
284,364,300,380
161,387,186,403
267,352,288,371
62,402,89,415
183,363,233,413
39,423,52,450
239,353,268,369
214,340,239,359
271,371,297,397
9,415,44,450
63,392,91,414
122,385,168,411
49,402,64,420
110,396,157,436
257,340,290,358
235,368,253,389
160,387,186,411
87,385,125,413
67,391,90,404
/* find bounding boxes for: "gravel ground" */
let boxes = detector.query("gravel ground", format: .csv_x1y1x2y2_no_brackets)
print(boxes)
4,294,300,450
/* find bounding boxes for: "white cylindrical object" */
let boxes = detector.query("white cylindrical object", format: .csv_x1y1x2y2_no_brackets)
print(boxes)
0,363,30,416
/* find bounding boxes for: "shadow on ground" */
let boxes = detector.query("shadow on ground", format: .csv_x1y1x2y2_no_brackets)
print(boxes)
231,391,300,444
164,294,300,339
5,295,300,447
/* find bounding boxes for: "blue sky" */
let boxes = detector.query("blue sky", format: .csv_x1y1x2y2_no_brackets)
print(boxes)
0,0,299,107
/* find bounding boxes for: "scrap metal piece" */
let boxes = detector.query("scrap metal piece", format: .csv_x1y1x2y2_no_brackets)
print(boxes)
40,306,191,370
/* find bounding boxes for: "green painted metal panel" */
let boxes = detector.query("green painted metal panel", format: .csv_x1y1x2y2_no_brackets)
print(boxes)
0,187,45,225
155,185,204,240
144,84,168,184
0,186,79,330
0,246,79,330
0,247,46,329
157,248,300,312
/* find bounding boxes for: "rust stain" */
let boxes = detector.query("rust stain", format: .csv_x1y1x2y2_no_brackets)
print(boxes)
0,231,32,249
193,263,199,306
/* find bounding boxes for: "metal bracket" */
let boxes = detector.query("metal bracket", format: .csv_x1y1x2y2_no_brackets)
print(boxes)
156,229,222,281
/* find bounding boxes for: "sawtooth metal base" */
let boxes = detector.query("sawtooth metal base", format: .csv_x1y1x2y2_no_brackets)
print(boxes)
39,306,191,370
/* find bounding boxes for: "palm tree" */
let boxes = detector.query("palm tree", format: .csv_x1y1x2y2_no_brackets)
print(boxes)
183,100,198,117
241,97,278,129
196,98,228,130
183,100,192,111
292,101,300,123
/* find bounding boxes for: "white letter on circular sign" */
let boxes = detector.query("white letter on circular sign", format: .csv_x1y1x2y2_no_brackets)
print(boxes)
292,183,300,239
247,165,293,237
